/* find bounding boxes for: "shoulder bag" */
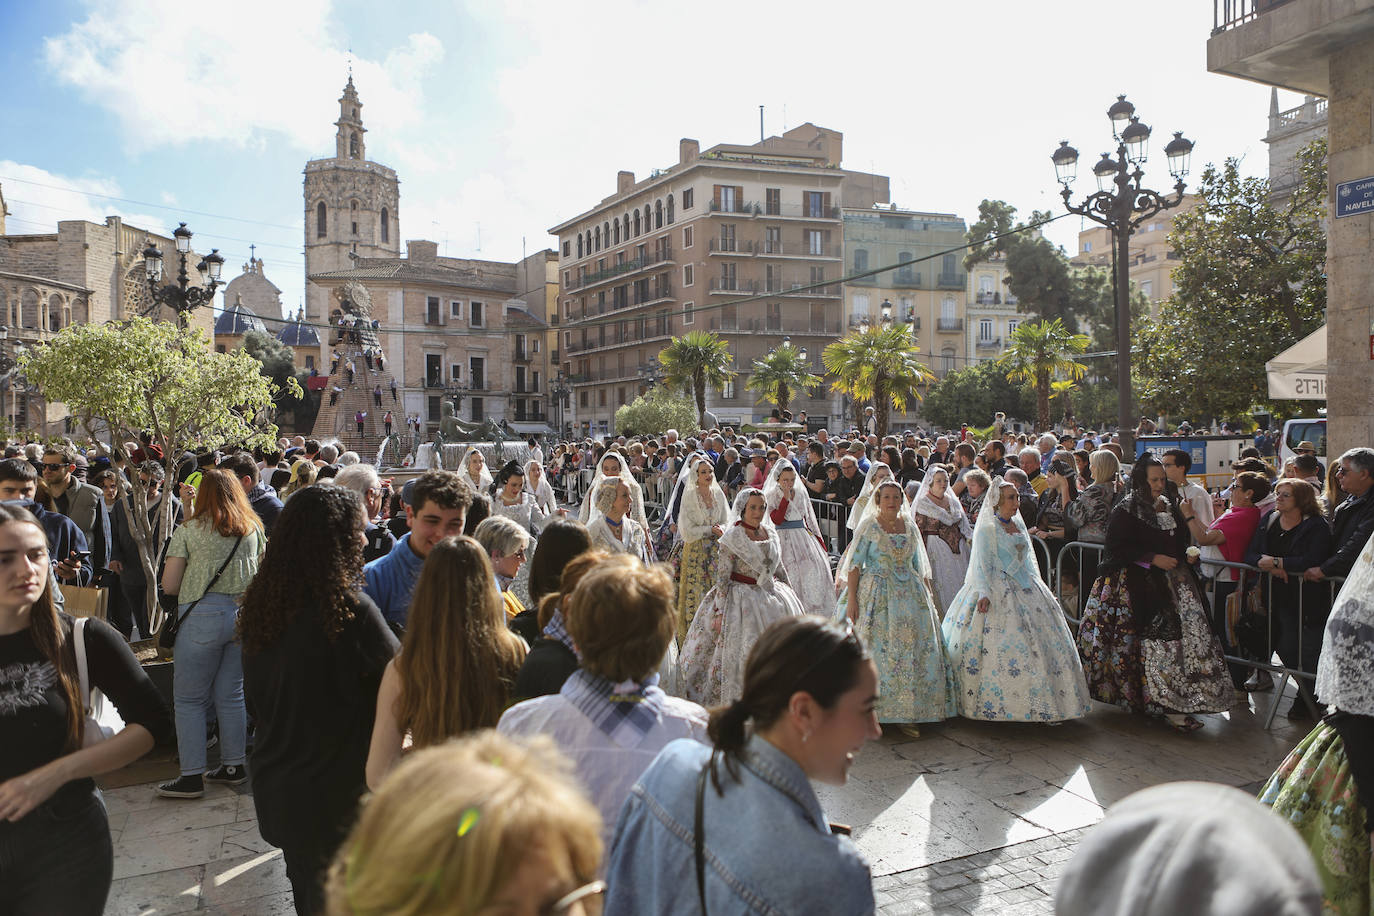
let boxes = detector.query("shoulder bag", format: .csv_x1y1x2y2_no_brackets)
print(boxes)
157,534,244,655
74,616,126,746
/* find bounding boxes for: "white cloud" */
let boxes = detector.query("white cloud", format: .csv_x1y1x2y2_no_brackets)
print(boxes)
0,161,166,236
43,0,443,155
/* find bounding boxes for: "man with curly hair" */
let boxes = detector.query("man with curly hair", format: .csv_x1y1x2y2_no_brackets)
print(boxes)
362,470,473,629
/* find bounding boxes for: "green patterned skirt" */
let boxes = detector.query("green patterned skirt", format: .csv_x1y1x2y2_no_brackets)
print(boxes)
1260,721,1373,914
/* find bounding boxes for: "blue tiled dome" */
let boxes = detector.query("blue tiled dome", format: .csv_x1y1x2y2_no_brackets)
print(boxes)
215,302,267,336
277,320,321,347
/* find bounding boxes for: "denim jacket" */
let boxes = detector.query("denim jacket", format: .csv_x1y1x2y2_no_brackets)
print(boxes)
604,736,875,915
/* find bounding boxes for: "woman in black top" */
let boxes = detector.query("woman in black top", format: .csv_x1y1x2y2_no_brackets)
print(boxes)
1244,478,1333,716
238,487,399,915
0,504,170,915
898,448,925,487
511,549,607,701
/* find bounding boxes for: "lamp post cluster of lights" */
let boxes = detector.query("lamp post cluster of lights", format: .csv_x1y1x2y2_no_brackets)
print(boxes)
1051,95,1194,454
142,223,224,327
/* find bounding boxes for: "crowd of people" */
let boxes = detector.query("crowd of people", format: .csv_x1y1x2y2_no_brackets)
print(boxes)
0,417,1372,915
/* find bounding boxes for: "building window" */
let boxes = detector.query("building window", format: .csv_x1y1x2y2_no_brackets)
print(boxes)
683,301,694,325
853,249,868,273
563,240,570,257
633,210,642,236
765,188,781,215
470,301,484,328
1008,319,1019,335
765,226,780,254
427,296,441,324
721,263,737,290
655,200,664,228
599,389,607,407
604,221,611,246
683,264,694,286
940,347,956,374
613,220,620,244
715,185,738,212
1140,280,1153,298
896,251,915,284
425,354,442,386
721,379,735,399
683,226,693,248
428,396,441,422
805,230,824,256
805,191,825,218
682,188,694,209
765,264,781,292
594,226,601,252
316,202,327,238
720,224,736,252
853,293,869,317
979,274,994,294
576,235,583,258
380,207,390,243
979,318,993,340
470,357,485,389
470,397,484,420
580,391,589,408
941,297,956,320
305,354,314,370
667,194,674,224
450,300,462,320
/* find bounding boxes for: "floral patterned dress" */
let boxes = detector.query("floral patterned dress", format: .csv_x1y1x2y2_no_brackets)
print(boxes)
1260,718,1374,915
941,514,1091,722
837,517,955,724
676,486,726,642
680,524,805,708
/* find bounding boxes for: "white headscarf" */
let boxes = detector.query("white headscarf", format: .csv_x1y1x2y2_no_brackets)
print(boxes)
848,462,897,530
960,477,1024,603
676,454,726,547
523,458,556,516
462,447,493,492
578,451,649,533
1316,530,1374,717
835,477,929,587
717,487,784,587
912,465,972,537
762,457,822,538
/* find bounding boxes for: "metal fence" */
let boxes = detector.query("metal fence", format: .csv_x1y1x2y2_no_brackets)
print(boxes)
1052,539,1345,729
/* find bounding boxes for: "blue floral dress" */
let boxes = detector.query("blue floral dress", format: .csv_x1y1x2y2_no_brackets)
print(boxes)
837,517,955,724
941,514,1092,722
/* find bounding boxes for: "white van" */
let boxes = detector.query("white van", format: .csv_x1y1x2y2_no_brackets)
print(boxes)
1280,418,1327,468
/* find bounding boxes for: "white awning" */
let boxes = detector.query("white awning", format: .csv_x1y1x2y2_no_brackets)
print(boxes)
1266,325,1326,400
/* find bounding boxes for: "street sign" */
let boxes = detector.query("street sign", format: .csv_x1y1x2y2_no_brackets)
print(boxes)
1335,176,1374,218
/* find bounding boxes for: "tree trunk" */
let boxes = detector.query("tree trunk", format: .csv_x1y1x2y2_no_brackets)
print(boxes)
875,381,890,439
778,382,790,415
693,371,706,425
1037,372,1050,432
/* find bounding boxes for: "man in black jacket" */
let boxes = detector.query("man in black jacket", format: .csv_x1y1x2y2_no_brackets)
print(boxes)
1307,447,1374,582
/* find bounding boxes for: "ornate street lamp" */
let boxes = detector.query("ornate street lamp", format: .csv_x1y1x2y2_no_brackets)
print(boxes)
880,298,894,329
1052,96,1193,454
552,372,572,435
142,222,225,327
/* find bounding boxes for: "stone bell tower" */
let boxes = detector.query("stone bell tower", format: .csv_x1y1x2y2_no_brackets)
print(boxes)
302,75,400,366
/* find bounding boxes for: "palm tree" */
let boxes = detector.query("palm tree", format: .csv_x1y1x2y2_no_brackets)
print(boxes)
999,318,1089,431
658,330,735,426
746,341,822,416
822,322,935,439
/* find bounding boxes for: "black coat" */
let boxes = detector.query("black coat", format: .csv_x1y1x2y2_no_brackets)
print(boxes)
1244,510,1334,620
1324,493,1374,578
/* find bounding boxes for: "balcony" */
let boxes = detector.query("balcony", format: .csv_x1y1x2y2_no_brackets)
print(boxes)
848,314,920,330
512,347,531,363
562,321,677,356
1208,0,1340,95
708,238,755,255
708,199,756,215
708,278,759,294
937,318,964,332
976,336,1002,349
779,282,840,298
975,291,1003,305
513,408,548,422
1212,0,1295,34
890,271,922,288
759,241,842,258
708,317,842,336
565,246,674,291
706,200,841,220
937,273,965,289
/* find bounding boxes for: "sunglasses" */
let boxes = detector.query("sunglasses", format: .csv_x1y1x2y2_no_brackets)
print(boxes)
41,463,69,471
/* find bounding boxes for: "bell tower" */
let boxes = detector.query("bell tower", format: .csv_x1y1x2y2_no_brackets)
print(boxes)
335,76,366,161
303,75,400,366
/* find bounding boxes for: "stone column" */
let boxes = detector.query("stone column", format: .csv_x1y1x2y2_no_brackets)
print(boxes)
1326,37,1374,458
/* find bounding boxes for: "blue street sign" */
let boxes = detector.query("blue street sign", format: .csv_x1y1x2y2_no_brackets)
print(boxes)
1335,176,1374,218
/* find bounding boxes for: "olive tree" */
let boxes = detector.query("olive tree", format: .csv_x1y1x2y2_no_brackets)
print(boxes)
20,318,293,630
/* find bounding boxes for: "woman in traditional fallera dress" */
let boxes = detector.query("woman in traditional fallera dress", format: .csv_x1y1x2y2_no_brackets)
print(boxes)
1261,530,1374,914
679,488,806,708
839,478,954,735
1076,454,1235,731
942,478,1092,723
461,447,494,494
675,456,726,641
763,459,834,618
578,452,651,540
911,466,973,617
490,461,547,609
847,462,895,533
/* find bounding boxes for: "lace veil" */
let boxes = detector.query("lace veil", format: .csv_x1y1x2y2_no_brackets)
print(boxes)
1316,531,1374,716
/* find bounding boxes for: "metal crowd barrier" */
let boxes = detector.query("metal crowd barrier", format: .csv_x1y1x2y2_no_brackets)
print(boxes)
1053,539,1346,729
810,498,850,558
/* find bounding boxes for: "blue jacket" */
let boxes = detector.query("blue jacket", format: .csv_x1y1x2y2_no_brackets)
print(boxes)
247,483,284,536
362,533,425,626
604,737,875,915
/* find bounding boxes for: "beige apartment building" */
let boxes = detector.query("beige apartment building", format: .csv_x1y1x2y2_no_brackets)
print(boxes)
1071,196,1198,314
549,124,888,435
965,250,1019,364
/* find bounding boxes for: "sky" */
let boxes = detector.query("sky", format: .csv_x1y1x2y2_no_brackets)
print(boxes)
0,0,1302,323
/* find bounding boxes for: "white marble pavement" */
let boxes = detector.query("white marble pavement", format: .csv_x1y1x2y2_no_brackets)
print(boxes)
100,686,1312,914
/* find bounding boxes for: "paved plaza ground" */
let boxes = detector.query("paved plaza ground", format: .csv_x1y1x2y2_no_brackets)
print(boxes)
97,679,1312,915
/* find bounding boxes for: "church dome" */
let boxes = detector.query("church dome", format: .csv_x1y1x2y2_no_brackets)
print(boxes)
215,299,267,336
277,312,321,347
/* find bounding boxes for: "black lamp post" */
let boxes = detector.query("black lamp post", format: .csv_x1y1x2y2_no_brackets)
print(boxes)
1052,95,1193,455
142,223,225,327
552,372,572,436
637,356,664,393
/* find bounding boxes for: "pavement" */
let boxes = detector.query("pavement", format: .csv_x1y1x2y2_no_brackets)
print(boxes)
98,675,1311,915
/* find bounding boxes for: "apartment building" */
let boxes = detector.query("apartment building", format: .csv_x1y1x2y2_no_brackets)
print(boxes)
965,250,1019,363
549,124,888,435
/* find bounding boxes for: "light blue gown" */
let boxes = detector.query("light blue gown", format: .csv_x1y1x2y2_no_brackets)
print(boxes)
941,505,1092,723
837,516,955,724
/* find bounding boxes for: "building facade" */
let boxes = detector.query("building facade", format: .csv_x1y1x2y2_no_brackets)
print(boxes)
1071,196,1198,315
1265,89,1327,207
550,124,887,435
0,201,214,432
964,250,1019,365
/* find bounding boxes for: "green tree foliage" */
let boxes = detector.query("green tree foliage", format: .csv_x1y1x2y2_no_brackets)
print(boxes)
1135,139,1327,422
745,344,822,415
822,323,935,438
999,318,1089,431
657,330,735,425
21,318,293,628
965,200,1094,331
614,385,699,437
240,330,315,432
921,360,1036,431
